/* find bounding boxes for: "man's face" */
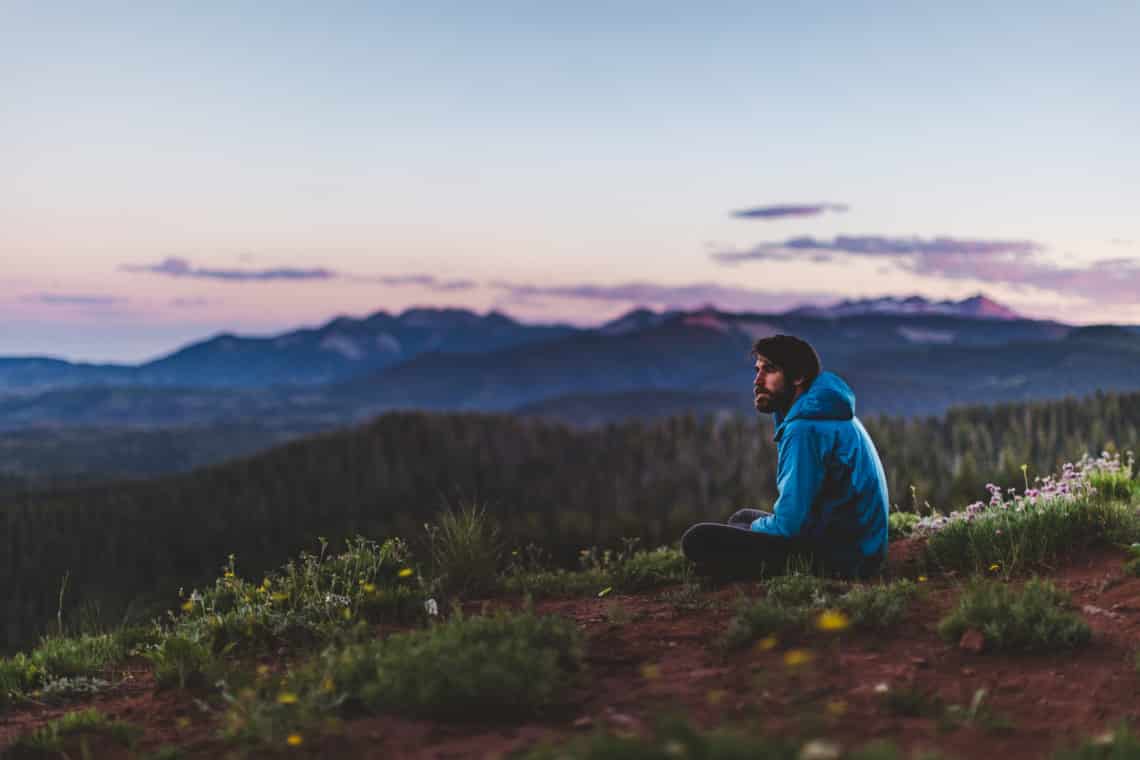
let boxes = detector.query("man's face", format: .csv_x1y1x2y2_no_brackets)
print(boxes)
753,354,794,414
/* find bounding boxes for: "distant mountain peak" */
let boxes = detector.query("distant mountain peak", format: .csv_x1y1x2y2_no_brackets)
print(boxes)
787,293,1021,321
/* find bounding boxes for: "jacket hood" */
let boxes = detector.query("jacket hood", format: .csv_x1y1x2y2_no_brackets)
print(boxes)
773,371,855,440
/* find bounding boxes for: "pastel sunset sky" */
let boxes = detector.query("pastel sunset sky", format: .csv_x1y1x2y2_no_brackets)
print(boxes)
3,2,1138,362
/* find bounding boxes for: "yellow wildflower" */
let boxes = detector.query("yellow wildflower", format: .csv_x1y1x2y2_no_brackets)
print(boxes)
277,692,299,705
362,583,376,594
917,575,928,583
640,663,661,680
754,635,778,652
286,733,303,747
815,609,850,632
988,563,1001,572
256,664,270,677
398,568,414,578
706,689,728,705
783,649,813,668
176,716,191,729
181,599,194,613
322,676,336,693
825,699,847,717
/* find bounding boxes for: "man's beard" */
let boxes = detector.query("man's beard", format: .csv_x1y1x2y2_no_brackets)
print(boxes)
754,386,792,414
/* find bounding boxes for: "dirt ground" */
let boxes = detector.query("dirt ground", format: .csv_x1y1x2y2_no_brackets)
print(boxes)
4,541,1140,759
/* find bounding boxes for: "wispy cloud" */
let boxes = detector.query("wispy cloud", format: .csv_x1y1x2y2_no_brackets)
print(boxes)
123,258,478,292
359,274,478,291
713,235,1042,264
169,297,214,308
488,279,835,313
711,234,1139,304
24,293,126,306
730,203,849,220
121,257,335,281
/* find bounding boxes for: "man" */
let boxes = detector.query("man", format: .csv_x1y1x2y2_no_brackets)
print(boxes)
681,334,889,580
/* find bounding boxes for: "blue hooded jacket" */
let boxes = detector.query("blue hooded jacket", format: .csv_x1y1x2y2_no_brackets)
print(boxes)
750,371,889,575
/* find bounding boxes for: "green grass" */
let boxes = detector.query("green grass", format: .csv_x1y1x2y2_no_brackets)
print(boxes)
938,578,1090,652
518,715,916,759
502,545,691,599
889,511,920,540
9,707,140,754
924,495,1137,578
221,606,584,746
1,631,137,710
143,635,215,690
723,575,920,649
171,535,424,655
1053,721,1140,758
427,502,504,597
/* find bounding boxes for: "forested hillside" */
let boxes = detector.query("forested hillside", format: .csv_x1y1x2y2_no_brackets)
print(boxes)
2,390,1137,652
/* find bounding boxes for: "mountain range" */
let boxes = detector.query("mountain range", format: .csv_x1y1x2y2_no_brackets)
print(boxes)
1,294,1138,436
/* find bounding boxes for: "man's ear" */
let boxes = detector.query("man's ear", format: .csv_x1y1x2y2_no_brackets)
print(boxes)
791,375,808,391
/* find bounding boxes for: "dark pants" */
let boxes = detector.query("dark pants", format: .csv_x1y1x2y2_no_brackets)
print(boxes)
681,509,812,581
682,508,886,581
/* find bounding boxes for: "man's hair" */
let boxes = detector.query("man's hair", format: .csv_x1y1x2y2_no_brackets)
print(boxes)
751,335,822,386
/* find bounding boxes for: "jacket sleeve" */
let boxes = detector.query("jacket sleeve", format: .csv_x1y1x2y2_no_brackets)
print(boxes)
751,424,826,537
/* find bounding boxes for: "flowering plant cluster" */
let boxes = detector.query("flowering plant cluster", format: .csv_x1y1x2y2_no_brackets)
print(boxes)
913,450,1135,536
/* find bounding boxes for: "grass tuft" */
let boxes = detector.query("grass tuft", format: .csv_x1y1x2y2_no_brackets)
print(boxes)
10,707,139,754
937,578,1090,652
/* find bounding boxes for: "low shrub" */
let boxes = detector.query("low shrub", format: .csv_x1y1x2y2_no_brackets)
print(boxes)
920,453,1139,577
222,607,584,746
172,535,425,655
519,715,909,760
519,715,801,759
1053,721,1140,759
9,707,139,755
321,607,583,719
889,512,920,541
937,578,1090,652
144,635,216,689
838,580,919,630
723,575,919,649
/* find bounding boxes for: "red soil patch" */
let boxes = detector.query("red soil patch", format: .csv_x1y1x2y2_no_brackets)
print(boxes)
5,545,1140,759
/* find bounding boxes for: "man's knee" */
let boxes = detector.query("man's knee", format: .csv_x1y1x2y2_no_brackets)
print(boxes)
727,508,770,525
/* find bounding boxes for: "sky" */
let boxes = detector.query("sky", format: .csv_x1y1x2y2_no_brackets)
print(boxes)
3,1,1138,363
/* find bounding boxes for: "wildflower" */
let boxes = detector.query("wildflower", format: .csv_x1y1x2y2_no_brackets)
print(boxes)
706,689,727,705
917,575,927,583
754,635,778,652
783,649,813,668
825,699,848,717
597,586,613,598
181,599,195,613
988,562,1001,572
286,733,303,747
799,739,841,760
815,609,850,632
176,717,191,729
342,607,353,620
321,676,335,693
361,582,376,594
398,568,414,578
873,682,890,694
256,664,270,677
271,592,289,603
277,692,299,705
640,663,661,680
424,598,439,616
